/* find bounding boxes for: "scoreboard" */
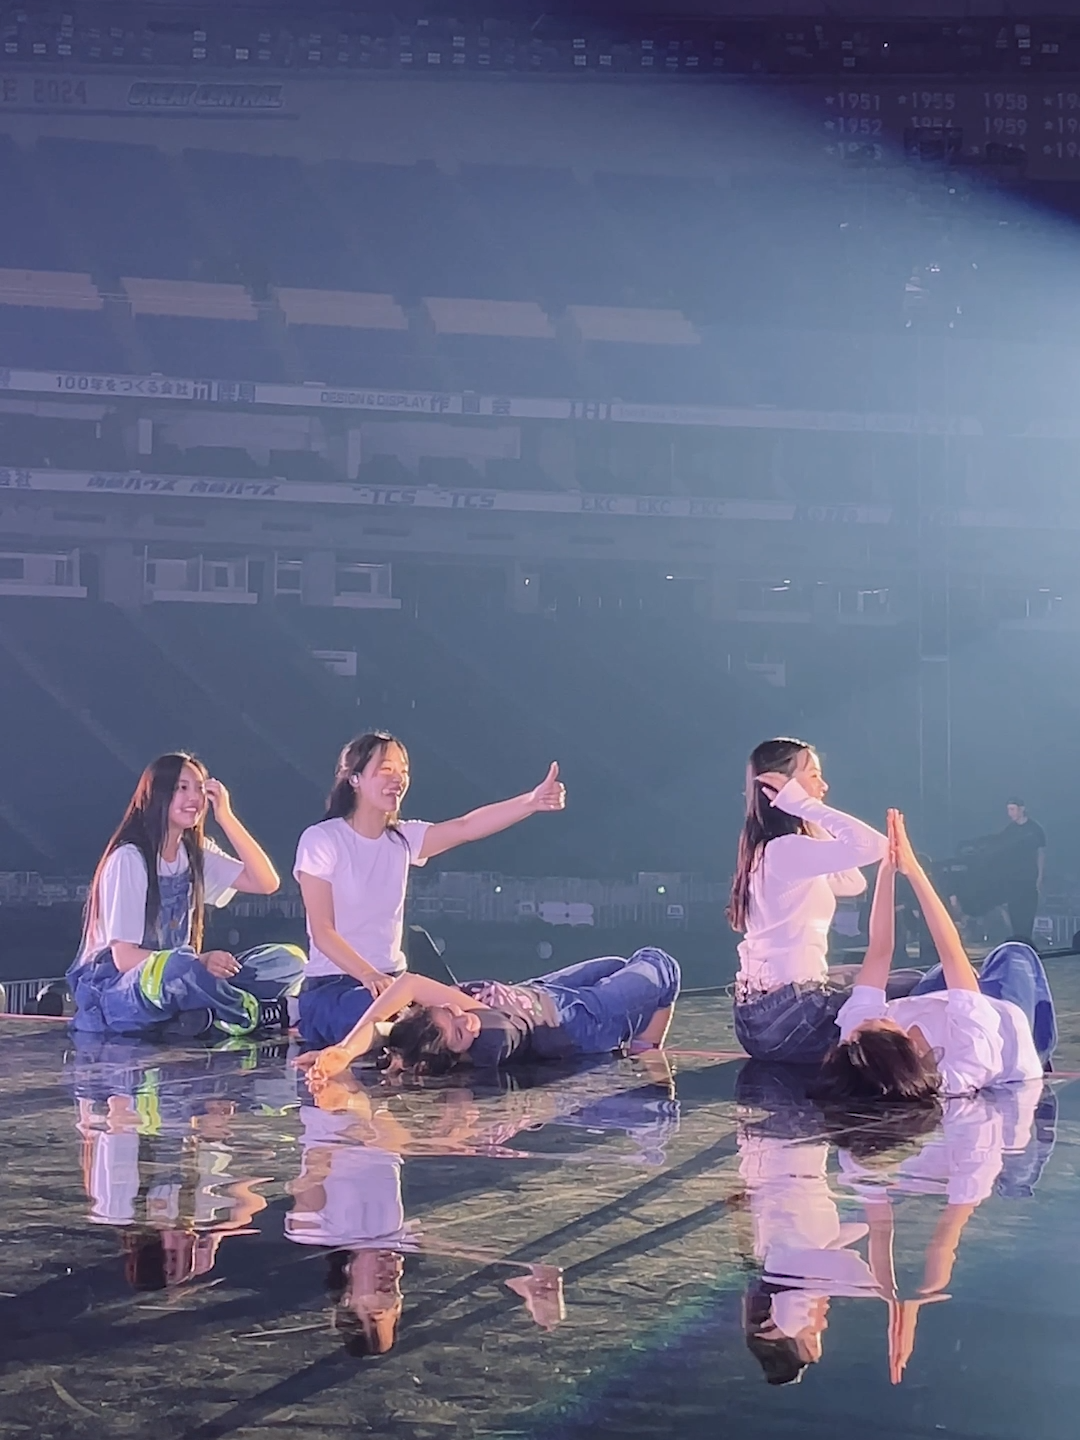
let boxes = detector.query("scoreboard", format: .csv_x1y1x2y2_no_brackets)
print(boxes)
814,82,1080,180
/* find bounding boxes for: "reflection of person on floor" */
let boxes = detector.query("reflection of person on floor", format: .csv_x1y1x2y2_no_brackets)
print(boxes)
311,1061,680,1165
296,950,679,1084
816,811,1055,1104
740,1077,1051,1385
67,753,305,1041
72,1046,271,1290
835,1080,1050,1383
285,1087,565,1354
738,1122,881,1386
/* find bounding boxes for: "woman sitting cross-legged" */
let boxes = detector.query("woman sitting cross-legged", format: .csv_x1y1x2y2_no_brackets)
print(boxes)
69,754,305,1040
295,949,680,1084
814,810,1056,1105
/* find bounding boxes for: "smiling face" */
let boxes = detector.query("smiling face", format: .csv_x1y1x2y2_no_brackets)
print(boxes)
429,1005,482,1054
167,762,208,835
353,741,410,818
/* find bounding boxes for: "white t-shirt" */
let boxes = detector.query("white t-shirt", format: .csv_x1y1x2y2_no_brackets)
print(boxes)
284,1107,417,1250
737,779,888,991
78,840,244,961
293,818,431,979
86,1131,141,1225
836,985,1044,1095
837,1084,1041,1207
85,1131,249,1228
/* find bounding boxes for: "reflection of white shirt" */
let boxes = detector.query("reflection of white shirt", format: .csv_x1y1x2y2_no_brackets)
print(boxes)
285,1107,417,1250
85,1132,244,1227
837,986,1043,1095
78,840,243,960
838,1083,1041,1206
738,780,887,991
739,1131,878,1319
87,1131,140,1225
293,818,430,979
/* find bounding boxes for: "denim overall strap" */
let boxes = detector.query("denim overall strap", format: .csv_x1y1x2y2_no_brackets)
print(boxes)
143,868,193,951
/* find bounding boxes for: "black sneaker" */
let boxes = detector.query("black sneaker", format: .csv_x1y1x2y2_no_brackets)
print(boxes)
160,1007,215,1040
256,999,288,1033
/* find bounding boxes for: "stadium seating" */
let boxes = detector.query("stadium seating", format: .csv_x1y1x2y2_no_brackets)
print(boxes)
0,137,73,273
288,324,441,391
180,149,351,292
37,139,205,282
138,316,286,382
0,269,124,372
0,412,124,471
0,134,1068,413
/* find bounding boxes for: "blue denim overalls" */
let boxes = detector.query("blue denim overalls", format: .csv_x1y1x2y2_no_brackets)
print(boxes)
68,864,305,1038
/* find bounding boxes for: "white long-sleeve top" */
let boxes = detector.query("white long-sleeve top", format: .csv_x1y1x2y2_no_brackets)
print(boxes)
740,1130,878,1339
736,778,888,993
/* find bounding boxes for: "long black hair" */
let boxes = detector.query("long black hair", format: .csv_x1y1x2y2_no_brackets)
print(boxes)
384,1006,462,1076
727,738,813,932
325,732,408,831
743,1278,813,1386
810,1029,943,1109
82,752,208,954
817,1098,944,1158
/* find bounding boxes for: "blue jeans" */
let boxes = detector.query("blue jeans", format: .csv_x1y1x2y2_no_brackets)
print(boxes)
911,941,1058,1066
531,949,681,1056
997,1086,1058,1199
297,972,391,1048
553,1085,681,1167
68,943,307,1037
734,966,925,1065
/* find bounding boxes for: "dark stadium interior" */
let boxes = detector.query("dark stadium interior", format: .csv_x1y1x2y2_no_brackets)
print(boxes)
2,5,1080,1438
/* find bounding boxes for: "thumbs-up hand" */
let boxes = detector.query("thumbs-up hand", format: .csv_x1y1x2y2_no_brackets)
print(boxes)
529,761,566,813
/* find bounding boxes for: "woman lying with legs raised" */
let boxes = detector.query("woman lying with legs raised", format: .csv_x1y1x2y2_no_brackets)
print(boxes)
296,949,680,1083
814,810,1055,1104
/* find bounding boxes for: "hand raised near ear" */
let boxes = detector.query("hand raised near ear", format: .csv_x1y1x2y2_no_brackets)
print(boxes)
755,771,791,801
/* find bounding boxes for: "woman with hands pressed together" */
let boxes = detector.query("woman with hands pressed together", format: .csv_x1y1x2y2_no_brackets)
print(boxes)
293,732,567,1049
815,809,1056,1103
69,753,304,1039
728,737,915,1065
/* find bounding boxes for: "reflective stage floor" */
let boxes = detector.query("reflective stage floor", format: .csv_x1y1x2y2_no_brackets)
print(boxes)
2,966,1079,1440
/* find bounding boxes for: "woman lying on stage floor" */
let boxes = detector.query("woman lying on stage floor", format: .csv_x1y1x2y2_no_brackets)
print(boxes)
727,737,922,1066
296,948,680,1084
68,752,305,1039
814,810,1057,1104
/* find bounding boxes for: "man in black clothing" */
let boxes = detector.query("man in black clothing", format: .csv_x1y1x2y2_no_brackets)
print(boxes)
997,797,1046,943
